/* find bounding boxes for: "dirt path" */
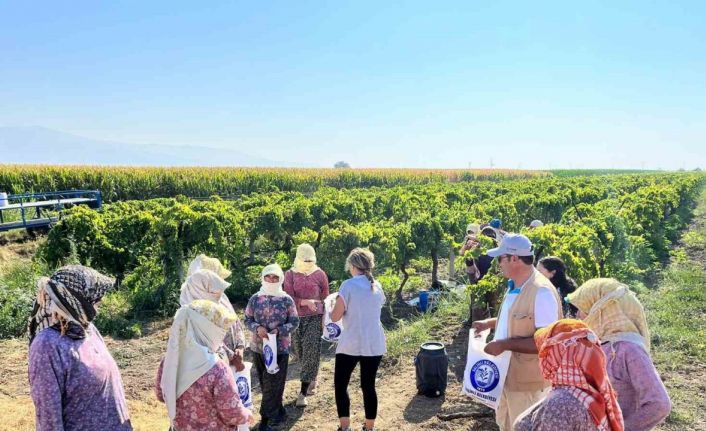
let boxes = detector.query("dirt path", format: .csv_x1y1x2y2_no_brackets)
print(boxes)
272,323,496,431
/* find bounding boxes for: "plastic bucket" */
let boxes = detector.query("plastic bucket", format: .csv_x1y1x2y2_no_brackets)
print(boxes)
415,341,449,397
418,290,429,312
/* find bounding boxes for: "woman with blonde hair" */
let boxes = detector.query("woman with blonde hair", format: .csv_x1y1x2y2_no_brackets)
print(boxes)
514,319,624,431
283,243,330,406
330,248,387,431
568,278,671,431
182,254,247,370
156,300,254,430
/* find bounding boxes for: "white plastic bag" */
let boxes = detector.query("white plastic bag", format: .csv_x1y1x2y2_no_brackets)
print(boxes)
231,361,253,431
263,333,280,374
461,329,511,410
321,293,344,342
231,361,253,408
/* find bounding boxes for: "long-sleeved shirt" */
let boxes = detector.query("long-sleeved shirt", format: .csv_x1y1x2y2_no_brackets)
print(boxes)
514,387,599,431
220,317,247,361
28,326,132,431
283,269,330,317
602,341,671,431
155,358,253,430
244,293,299,354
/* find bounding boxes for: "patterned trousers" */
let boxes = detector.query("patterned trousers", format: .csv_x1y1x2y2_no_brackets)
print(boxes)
293,314,323,383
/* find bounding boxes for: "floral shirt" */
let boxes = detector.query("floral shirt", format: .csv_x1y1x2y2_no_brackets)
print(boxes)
244,293,299,354
514,387,599,431
28,325,132,431
220,318,247,359
155,358,253,431
283,269,330,317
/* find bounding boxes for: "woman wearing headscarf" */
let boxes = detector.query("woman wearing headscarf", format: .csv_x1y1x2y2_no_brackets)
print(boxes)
155,300,254,430
514,319,624,431
283,243,330,406
568,279,671,431
28,265,132,431
183,254,247,370
244,264,300,431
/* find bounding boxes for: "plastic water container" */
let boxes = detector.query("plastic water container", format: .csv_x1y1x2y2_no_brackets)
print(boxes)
418,290,429,312
0,192,7,207
415,341,449,397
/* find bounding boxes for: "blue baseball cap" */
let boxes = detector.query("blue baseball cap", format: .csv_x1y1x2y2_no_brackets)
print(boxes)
489,218,502,229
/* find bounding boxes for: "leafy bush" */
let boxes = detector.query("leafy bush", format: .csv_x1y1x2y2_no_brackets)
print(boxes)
0,259,52,338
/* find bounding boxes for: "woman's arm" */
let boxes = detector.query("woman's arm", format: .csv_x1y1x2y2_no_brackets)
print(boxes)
232,319,247,350
331,295,346,322
320,271,330,300
28,336,67,431
624,345,672,430
154,357,165,402
283,270,296,300
243,297,261,333
277,298,300,336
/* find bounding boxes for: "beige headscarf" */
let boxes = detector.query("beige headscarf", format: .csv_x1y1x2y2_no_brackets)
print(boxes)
187,254,232,280
180,269,232,310
466,223,480,235
161,300,238,426
568,278,651,353
258,264,287,297
292,243,320,275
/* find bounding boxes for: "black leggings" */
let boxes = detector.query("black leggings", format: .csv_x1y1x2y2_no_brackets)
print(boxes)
334,354,383,420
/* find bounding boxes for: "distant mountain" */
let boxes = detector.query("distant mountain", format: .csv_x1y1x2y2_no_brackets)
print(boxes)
0,126,282,166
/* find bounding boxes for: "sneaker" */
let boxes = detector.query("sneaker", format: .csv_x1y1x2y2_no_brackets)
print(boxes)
296,393,308,407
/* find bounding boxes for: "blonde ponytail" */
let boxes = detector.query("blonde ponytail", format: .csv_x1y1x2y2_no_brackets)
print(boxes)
345,248,376,291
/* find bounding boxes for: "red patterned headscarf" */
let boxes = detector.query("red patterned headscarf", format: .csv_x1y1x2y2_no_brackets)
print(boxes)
535,319,624,431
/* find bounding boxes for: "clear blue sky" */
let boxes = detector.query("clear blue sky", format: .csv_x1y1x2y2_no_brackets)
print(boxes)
1,1,705,169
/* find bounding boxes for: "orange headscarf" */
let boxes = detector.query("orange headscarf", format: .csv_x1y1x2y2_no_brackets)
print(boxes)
535,319,624,431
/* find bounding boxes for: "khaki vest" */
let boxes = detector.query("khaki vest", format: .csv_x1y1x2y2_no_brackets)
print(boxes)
502,269,563,392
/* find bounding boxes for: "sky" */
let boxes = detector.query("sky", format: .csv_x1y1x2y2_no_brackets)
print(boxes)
1,1,705,169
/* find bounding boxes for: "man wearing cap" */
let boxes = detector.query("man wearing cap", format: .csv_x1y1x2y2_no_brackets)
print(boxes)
489,218,506,241
529,219,543,229
471,233,563,431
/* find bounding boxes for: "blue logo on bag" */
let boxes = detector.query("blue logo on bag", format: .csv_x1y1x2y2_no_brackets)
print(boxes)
470,359,500,392
236,376,250,402
263,345,274,367
326,323,341,339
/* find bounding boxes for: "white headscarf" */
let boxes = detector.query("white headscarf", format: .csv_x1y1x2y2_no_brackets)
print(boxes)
180,269,234,313
257,264,287,297
292,243,320,275
161,300,238,426
187,254,232,280
466,223,480,235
